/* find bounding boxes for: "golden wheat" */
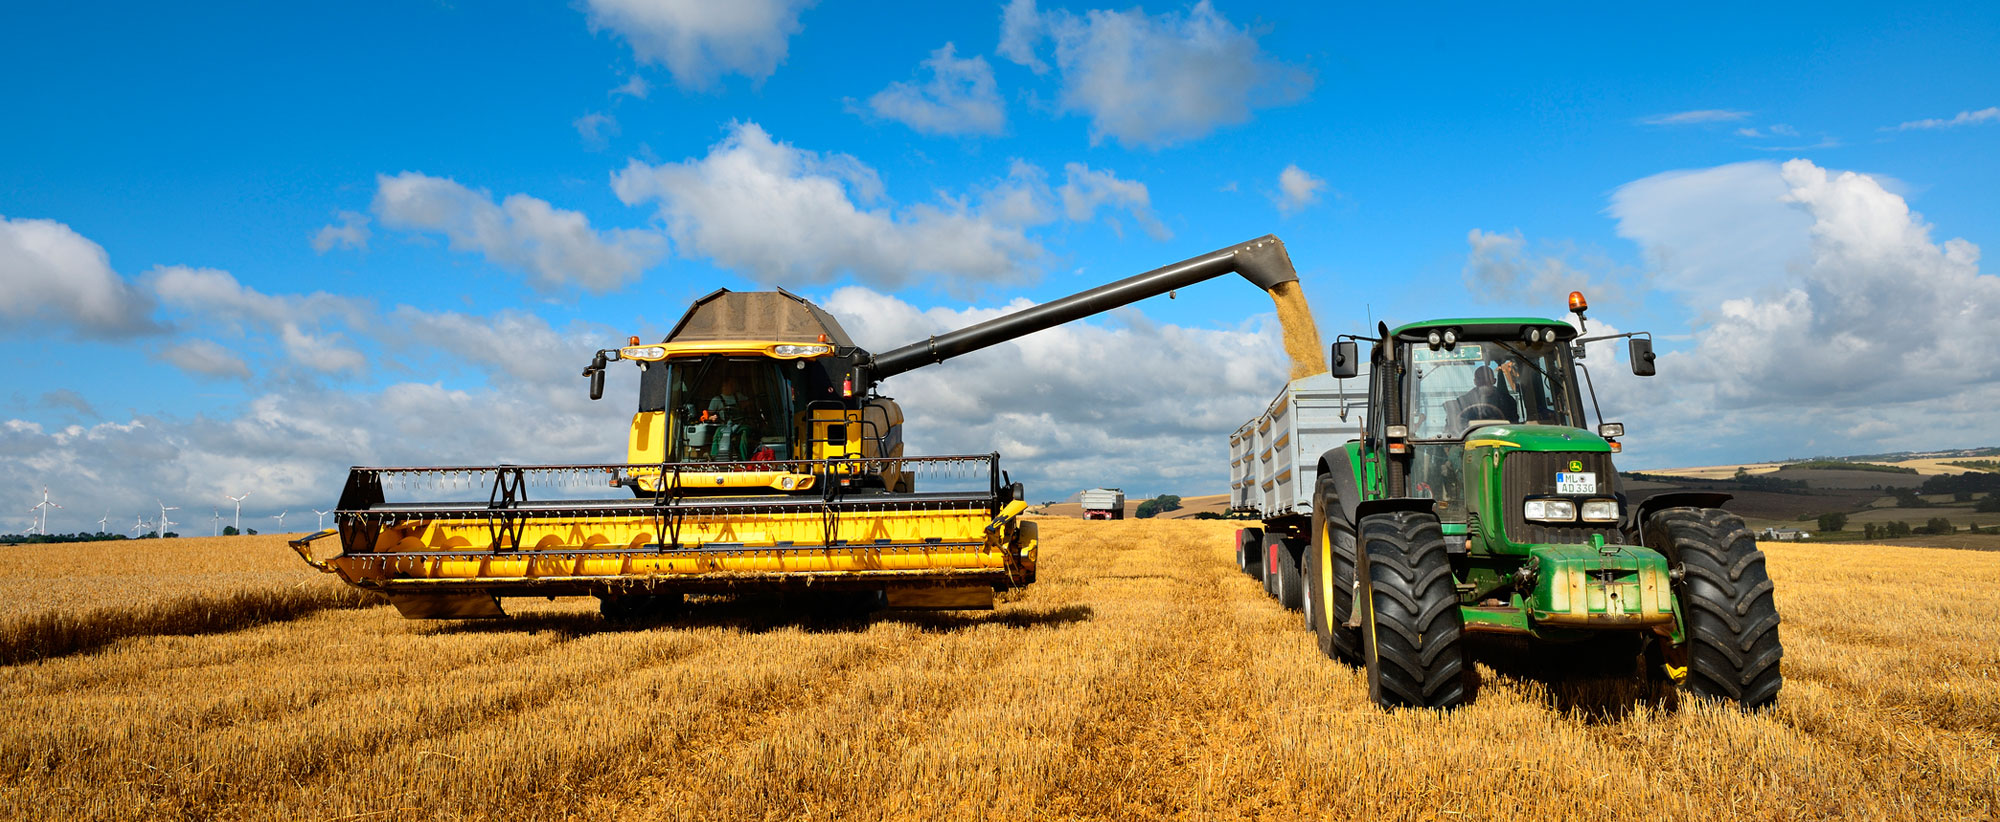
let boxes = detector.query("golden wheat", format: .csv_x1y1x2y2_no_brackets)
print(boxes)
0,523,1992,821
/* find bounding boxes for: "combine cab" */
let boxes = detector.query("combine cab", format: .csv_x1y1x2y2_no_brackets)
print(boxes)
293,236,1312,619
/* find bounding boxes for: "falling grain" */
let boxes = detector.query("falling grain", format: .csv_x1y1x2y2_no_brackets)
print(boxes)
1267,281,1328,380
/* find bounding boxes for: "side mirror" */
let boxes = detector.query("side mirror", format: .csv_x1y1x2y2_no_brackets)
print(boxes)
1330,340,1359,378
584,352,608,400
1629,338,1656,377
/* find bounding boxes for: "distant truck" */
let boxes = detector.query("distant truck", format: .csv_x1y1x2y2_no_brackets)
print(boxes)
1080,488,1126,520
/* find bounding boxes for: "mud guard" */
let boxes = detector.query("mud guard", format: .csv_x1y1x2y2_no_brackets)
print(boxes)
1626,491,1733,540
1317,446,1365,524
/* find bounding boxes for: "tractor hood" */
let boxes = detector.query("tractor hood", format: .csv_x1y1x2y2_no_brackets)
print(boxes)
1461,423,1612,454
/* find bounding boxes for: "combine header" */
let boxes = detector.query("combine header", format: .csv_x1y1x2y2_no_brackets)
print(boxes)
293,236,1313,619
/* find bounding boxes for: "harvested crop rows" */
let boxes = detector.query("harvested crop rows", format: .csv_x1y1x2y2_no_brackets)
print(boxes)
1,521,1995,821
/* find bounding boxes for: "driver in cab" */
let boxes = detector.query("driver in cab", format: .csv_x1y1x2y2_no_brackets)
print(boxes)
1448,364,1520,431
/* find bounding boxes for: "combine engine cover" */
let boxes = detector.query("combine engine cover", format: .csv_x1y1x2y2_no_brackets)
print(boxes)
289,455,1036,619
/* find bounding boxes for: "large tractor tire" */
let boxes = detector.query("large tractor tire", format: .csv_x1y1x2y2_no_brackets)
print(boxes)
1275,536,1305,611
1644,507,1783,709
1304,476,1362,663
1358,510,1469,710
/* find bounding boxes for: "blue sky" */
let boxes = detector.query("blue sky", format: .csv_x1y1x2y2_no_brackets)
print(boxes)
4,1,1999,533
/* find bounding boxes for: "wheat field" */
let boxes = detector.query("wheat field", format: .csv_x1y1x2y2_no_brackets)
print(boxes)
0,520,1994,821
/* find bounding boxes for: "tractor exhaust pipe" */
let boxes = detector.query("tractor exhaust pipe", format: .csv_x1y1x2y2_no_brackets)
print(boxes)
866,235,1298,382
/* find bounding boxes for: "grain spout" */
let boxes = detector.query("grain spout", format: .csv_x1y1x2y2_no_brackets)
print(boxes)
1267,281,1328,380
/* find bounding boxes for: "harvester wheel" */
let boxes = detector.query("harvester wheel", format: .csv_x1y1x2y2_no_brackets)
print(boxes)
1358,510,1468,710
1645,507,1783,709
599,592,683,624
1275,537,1305,611
1305,476,1362,663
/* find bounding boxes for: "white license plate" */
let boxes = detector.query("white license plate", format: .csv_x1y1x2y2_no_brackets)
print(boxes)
1556,472,1597,494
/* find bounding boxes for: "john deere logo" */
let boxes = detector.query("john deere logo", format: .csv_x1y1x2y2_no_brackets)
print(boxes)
1568,460,1584,472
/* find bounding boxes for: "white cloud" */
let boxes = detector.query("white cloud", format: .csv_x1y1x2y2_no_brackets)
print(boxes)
311,210,370,253
582,0,815,91
612,74,650,99
574,111,619,147
1460,228,1636,307
1057,162,1169,240
823,286,1290,497
1639,109,1750,125
0,215,161,338
999,0,1310,146
997,0,1048,74
866,43,1006,136
1600,159,2000,463
157,339,253,380
1889,106,1999,131
371,172,665,294
611,121,1044,288
1273,164,1324,215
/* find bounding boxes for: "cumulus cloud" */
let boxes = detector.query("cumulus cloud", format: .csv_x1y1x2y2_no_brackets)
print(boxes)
865,43,1006,136
1639,109,1750,126
1273,164,1324,215
1056,162,1169,239
998,0,1310,146
0,215,162,338
611,121,1044,288
1598,159,2000,463
311,210,371,253
823,286,1290,496
1888,106,1999,131
371,172,665,294
1460,229,1636,307
583,0,815,91
574,111,620,147
157,339,254,380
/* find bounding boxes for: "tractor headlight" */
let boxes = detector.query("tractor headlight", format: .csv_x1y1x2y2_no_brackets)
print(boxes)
1523,499,1576,522
770,344,834,358
1427,330,1443,348
1580,499,1620,522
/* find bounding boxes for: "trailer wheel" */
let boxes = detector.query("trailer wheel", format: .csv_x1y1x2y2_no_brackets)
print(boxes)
1305,476,1362,663
1275,537,1305,611
1242,527,1266,581
1359,510,1468,710
1644,507,1783,710
1261,531,1284,597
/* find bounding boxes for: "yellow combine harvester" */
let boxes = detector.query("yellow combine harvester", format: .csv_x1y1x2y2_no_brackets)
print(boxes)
291,236,1304,619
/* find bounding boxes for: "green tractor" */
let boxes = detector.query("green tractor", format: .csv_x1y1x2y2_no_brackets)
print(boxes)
1307,293,1781,710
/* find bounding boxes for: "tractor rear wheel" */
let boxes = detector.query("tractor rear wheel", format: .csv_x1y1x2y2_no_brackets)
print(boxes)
1305,476,1362,663
1645,507,1783,709
1359,510,1468,709
1275,536,1304,611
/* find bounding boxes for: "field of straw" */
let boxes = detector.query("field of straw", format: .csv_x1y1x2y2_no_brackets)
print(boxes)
1,520,1995,821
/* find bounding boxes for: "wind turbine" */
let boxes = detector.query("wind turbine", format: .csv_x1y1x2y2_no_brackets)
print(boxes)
157,501,179,536
30,488,61,536
132,514,150,538
226,493,250,532
272,510,289,531
313,508,332,529
97,512,110,534
212,509,221,537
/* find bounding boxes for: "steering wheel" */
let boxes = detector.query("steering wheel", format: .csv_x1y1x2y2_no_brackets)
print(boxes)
1458,402,1505,424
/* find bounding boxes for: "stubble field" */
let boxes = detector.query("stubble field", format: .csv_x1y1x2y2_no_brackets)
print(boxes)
0,520,1995,821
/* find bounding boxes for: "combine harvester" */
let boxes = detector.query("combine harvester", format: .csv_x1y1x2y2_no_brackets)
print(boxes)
1232,293,1782,711
293,236,1315,620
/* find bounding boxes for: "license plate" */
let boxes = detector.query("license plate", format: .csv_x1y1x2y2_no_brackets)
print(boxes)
1556,472,1597,494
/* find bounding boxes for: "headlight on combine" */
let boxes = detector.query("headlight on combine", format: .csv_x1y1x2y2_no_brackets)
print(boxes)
619,345,667,361
1580,499,1620,522
769,344,834,358
1523,499,1576,522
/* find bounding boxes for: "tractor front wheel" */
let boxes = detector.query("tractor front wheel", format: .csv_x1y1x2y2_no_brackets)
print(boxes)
1359,510,1469,710
1645,507,1783,709
1305,476,1362,663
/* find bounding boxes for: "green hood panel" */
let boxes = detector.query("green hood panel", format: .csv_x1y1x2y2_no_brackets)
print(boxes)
1461,424,1610,453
